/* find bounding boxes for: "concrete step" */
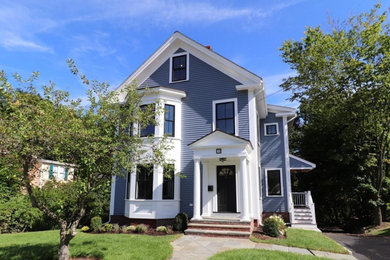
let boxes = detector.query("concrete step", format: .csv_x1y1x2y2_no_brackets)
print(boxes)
187,223,250,232
184,228,250,238
294,216,313,220
294,209,311,213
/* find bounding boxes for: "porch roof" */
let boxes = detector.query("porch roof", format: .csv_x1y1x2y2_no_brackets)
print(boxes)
290,154,316,173
188,130,253,149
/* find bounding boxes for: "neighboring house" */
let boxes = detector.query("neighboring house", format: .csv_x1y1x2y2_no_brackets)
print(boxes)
109,32,318,234
29,159,74,188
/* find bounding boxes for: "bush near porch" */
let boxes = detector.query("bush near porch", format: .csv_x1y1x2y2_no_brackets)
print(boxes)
0,230,180,260
251,228,348,254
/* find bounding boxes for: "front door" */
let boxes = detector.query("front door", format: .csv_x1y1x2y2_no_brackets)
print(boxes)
217,165,237,212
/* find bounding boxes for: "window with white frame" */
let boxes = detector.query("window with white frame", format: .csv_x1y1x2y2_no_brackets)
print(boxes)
140,104,155,137
265,169,283,196
162,164,175,200
136,164,153,199
170,53,189,82
164,104,175,137
49,164,68,181
213,98,238,135
265,123,279,136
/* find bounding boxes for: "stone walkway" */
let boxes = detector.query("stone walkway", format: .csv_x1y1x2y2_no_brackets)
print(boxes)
171,235,356,260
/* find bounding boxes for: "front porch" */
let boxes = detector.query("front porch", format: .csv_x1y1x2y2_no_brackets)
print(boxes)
188,130,258,223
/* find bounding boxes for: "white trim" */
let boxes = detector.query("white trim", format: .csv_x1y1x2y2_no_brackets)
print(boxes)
264,168,284,197
169,52,190,83
268,104,296,114
283,116,293,218
212,98,239,136
39,159,76,167
264,123,279,136
290,167,314,170
109,175,116,216
289,154,316,168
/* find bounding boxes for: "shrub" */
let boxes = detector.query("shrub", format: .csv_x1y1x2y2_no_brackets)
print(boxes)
98,226,106,233
90,216,102,232
113,224,120,232
0,194,43,233
156,226,167,233
268,215,286,232
127,225,137,232
80,226,90,232
121,225,128,233
173,212,188,231
263,217,281,237
104,223,113,232
136,224,148,233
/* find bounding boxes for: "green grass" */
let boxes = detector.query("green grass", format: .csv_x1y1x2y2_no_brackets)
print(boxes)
367,222,390,236
251,228,348,254
0,230,180,260
209,249,329,260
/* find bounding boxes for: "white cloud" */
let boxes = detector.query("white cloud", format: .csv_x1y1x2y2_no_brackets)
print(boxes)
0,32,53,53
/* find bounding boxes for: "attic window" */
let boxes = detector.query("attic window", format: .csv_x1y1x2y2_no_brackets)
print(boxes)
170,53,189,82
265,123,279,136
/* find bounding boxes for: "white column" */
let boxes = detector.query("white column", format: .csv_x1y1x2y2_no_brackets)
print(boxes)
153,165,163,200
202,162,209,216
130,169,136,200
240,156,250,221
192,158,202,220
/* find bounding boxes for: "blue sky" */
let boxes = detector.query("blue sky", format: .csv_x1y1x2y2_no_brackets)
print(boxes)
1,0,388,107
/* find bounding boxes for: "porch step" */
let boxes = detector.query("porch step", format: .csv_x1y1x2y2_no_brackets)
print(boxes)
184,228,250,238
187,223,251,232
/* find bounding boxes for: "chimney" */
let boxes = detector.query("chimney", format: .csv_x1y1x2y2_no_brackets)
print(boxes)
205,45,212,51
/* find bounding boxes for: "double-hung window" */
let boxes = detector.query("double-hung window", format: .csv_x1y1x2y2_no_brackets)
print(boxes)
164,104,175,137
216,101,235,135
266,169,283,196
162,164,175,200
136,164,153,199
171,55,187,82
140,104,155,137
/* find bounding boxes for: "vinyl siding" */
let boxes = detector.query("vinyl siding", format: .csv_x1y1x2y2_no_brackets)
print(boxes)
260,113,288,212
113,176,126,215
137,53,249,217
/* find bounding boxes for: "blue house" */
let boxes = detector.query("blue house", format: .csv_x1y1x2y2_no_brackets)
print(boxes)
109,32,318,235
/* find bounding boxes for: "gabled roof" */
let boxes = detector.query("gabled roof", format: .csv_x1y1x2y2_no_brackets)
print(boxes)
289,154,316,172
115,31,264,105
188,130,253,150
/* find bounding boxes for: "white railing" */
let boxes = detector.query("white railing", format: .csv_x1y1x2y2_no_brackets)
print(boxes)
292,192,307,206
291,191,317,225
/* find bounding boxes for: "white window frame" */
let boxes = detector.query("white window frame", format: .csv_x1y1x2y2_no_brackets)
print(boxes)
212,98,239,136
265,168,284,197
169,52,189,83
264,123,279,136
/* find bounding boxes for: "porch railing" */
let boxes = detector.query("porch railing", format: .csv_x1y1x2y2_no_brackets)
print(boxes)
292,192,308,207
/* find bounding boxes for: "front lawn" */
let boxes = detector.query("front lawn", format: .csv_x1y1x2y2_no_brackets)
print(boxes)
251,228,348,254
0,230,180,260
209,249,328,260
367,222,390,236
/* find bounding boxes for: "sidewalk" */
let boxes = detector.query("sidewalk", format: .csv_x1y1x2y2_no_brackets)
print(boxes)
171,235,356,260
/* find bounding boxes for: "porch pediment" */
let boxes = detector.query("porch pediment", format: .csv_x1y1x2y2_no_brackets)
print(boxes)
189,130,252,150
188,131,253,159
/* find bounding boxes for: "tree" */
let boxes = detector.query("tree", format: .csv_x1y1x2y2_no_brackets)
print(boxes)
0,61,171,259
280,4,390,227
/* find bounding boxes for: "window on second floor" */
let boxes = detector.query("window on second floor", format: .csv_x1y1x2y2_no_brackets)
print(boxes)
171,54,188,82
216,101,235,135
265,123,279,136
140,104,155,137
164,104,175,137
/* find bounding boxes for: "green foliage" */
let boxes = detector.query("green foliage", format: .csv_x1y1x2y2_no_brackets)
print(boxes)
80,226,89,232
0,194,42,233
90,216,102,232
127,225,137,232
210,249,324,260
281,3,390,228
268,215,286,232
173,212,188,231
103,223,113,232
113,224,120,232
135,224,148,233
121,225,128,233
156,226,167,233
263,218,280,237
